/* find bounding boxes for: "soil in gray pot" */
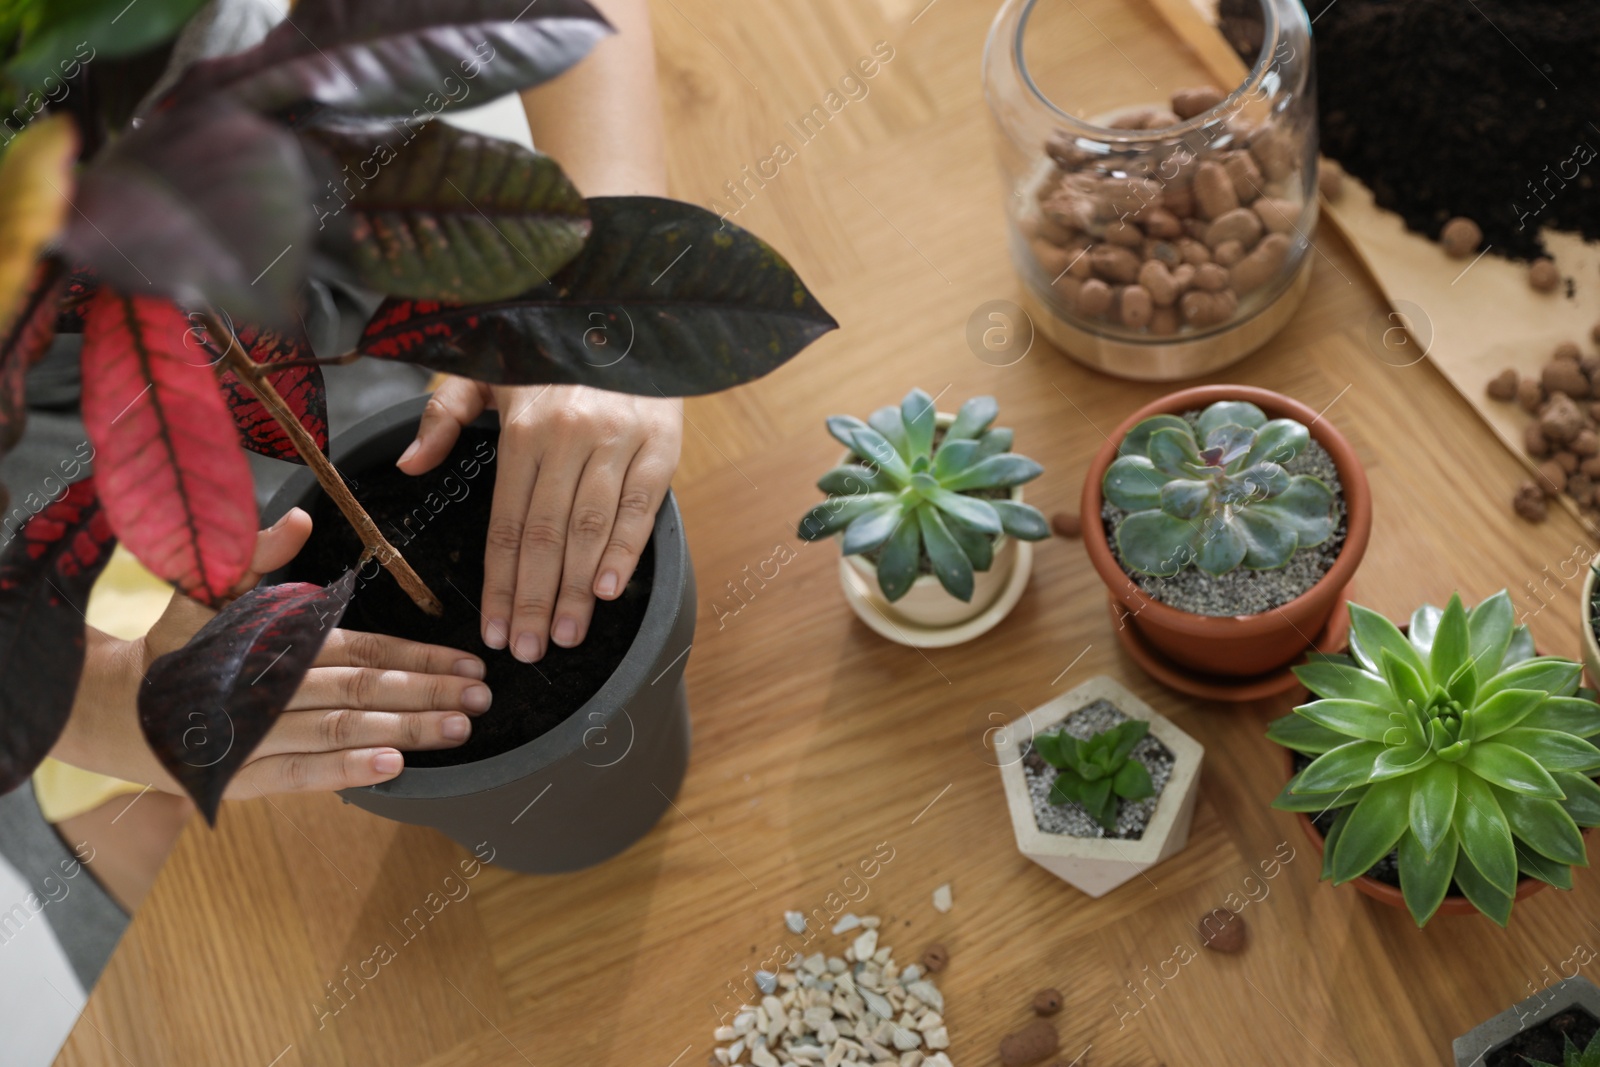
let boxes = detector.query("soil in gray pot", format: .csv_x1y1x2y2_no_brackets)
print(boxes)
1022,700,1173,840
1484,1007,1599,1067
291,425,654,767
1103,409,1347,617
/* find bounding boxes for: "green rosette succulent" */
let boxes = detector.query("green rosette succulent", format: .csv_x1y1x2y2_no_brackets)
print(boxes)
797,389,1049,602
1103,400,1336,577
1529,1030,1600,1067
1034,719,1155,832
1269,591,1600,927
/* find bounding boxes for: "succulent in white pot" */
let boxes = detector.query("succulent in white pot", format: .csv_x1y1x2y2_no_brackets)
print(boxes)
797,389,1050,634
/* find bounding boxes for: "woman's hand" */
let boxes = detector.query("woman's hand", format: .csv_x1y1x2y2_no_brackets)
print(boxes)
52,509,491,796
397,379,683,663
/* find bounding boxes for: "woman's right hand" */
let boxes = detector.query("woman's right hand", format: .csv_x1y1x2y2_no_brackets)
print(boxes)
52,508,492,797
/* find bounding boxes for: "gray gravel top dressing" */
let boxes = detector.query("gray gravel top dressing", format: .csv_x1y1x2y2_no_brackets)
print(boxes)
1022,700,1174,840
1103,409,1347,617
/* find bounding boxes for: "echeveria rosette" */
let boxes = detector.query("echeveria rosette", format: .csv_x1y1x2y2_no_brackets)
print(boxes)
1103,400,1336,577
1268,591,1600,927
1034,719,1155,832
1527,1029,1600,1067
795,389,1049,602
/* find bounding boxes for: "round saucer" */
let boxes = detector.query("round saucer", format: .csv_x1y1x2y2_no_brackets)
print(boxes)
1107,587,1352,703
840,542,1033,649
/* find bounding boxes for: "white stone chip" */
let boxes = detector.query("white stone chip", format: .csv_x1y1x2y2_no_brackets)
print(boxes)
831,913,862,934
785,910,808,935
853,929,878,960
931,884,952,913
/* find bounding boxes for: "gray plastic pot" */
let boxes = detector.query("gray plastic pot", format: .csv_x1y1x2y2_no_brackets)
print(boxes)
261,395,695,874
1453,977,1600,1066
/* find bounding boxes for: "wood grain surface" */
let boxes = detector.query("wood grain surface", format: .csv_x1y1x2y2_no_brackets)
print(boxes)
59,2,1600,1065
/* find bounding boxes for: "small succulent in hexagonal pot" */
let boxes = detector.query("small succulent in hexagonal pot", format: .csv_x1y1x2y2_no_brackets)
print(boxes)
798,388,1049,634
1034,720,1155,832
1103,400,1336,578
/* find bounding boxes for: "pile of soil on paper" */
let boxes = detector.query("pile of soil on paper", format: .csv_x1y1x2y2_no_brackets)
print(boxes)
1223,0,1598,259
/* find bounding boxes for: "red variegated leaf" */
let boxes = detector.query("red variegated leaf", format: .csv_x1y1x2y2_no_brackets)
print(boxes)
81,290,257,604
139,570,356,822
0,477,117,793
54,264,99,334
217,323,328,462
1,260,66,455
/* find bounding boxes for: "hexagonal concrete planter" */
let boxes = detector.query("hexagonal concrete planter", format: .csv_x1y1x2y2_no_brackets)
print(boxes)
1454,977,1600,1067
996,676,1203,898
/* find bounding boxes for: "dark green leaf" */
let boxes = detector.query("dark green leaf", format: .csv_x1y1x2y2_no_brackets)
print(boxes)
899,388,936,460
1320,806,1349,881
925,489,999,535
867,405,909,461
1461,742,1565,799
1148,426,1201,475
939,511,993,573
1102,454,1166,511
164,0,612,115
1496,788,1588,867
1296,699,1394,743
1466,590,1515,680
1113,758,1153,800
61,98,313,325
1468,689,1547,741
940,453,1043,492
990,499,1050,541
1296,740,1384,792
817,464,895,495
1117,413,1191,458
302,119,589,302
931,439,979,480
1557,771,1600,826
945,395,996,441
797,492,895,540
1409,760,1458,856
1349,604,1425,680
1267,713,1353,755
825,414,870,453
1398,828,1457,927
1495,728,1600,773
8,0,203,90
841,499,905,556
1453,846,1514,926
357,197,837,396
1379,647,1431,711
1517,841,1575,889
917,503,973,602
1454,772,1518,895
1330,778,1410,884
1409,602,1441,659
1108,720,1148,763
1522,696,1600,738
1293,661,1401,710
850,427,911,484
873,508,921,603
1478,657,1583,705
1082,776,1114,827
1272,776,1367,813
1429,593,1471,688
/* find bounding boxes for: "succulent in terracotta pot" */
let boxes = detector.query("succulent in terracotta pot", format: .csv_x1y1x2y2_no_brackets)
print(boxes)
798,389,1048,631
1269,591,1600,926
1081,384,1371,683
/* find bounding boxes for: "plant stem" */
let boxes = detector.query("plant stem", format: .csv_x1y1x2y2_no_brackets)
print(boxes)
203,312,443,617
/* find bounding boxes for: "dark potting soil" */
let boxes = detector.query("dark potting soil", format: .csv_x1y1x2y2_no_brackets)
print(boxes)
290,425,653,768
1103,410,1346,617
1485,1007,1600,1067
1223,0,1598,260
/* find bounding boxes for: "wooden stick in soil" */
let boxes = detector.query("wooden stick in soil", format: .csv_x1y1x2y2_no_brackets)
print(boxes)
201,312,444,617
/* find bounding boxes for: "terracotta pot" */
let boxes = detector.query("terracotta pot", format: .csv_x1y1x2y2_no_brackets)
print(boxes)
1081,384,1372,677
1284,747,1549,917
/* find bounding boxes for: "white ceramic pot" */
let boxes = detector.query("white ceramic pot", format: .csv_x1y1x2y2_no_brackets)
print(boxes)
995,676,1204,898
835,412,1029,631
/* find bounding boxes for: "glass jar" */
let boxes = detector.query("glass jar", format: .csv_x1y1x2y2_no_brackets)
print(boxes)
983,0,1317,381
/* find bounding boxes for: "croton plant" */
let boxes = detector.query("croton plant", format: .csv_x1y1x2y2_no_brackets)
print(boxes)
0,0,834,820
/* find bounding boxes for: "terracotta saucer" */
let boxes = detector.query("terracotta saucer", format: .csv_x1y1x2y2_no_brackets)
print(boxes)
1107,586,1353,703
841,542,1033,649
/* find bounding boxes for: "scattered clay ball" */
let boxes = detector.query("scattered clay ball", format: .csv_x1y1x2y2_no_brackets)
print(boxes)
1524,422,1551,458
1593,321,1600,346
1517,376,1544,413
1051,512,1081,538
1199,908,1247,953
1439,216,1482,258
1555,341,1582,362
920,943,949,973
1529,258,1560,293
1033,988,1063,1016
1514,482,1548,522
1170,85,1224,119
1541,393,1586,442
999,1020,1060,1067
1543,358,1590,398
1557,450,1580,473
1537,459,1568,496
1487,368,1518,401
1582,455,1600,477
1317,158,1344,200
1574,430,1600,457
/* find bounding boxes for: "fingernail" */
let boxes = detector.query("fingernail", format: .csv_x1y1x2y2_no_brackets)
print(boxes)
462,685,492,713
552,617,578,647
396,440,420,466
373,751,403,776
596,571,619,597
453,658,485,679
484,620,509,650
266,510,291,532
513,633,542,663
442,714,471,741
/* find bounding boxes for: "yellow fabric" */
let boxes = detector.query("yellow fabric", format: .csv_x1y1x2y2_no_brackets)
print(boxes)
32,545,174,823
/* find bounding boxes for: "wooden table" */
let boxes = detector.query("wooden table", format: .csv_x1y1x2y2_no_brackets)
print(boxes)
60,1,1600,1064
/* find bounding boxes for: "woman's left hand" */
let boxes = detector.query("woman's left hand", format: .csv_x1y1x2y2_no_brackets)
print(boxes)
397,378,683,662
